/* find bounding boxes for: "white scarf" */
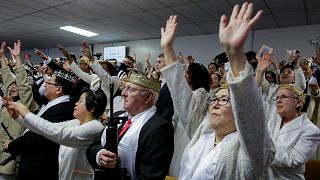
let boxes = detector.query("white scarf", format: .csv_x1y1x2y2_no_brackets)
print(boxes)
100,106,156,179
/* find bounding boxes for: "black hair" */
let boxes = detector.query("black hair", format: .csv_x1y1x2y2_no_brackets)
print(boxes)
187,63,211,92
82,88,107,119
55,76,73,95
208,62,220,71
265,71,277,83
280,64,294,74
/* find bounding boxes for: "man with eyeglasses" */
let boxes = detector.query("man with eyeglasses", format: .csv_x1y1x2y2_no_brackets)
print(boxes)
264,84,320,179
87,71,174,179
3,69,75,180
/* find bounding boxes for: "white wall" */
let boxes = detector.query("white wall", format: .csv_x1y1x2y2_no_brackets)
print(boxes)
20,24,320,67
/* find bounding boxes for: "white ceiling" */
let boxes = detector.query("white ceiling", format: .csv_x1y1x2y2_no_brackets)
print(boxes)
0,0,319,50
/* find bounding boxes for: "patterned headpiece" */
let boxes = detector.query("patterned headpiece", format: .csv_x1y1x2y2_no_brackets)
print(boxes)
53,70,76,83
299,57,314,67
24,64,35,75
277,84,305,102
125,71,160,92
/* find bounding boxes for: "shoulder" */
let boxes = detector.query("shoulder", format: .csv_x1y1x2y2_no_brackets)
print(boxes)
144,114,172,128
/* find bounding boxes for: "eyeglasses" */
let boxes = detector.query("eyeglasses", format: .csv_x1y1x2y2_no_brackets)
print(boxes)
45,81,61,86
208,96,230,106
273,95,298,101
123,86,149,94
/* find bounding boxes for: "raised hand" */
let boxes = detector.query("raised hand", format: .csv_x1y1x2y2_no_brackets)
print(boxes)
177,52,184,64
5,100,30,119
81,42,92,58
34,48,49,61
219,2,262,76
256,52,272,73
58,45,71,59
219,3,263,52
0,42,6,65
2,97,19,119
145,52,150,64
7,40,21,58
0,42,6,56
161,15,178,49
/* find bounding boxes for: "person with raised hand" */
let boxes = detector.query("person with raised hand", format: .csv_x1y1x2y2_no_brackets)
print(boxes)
4,87,107,180
0,40,38,179
161,2,273,179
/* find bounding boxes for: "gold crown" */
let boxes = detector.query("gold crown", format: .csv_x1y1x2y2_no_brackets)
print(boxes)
80,56,92,64
220,82,229,90
299,57,314,67
278,84,305,102
125,70,161,92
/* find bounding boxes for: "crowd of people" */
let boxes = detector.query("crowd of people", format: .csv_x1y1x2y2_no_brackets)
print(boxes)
0,2,320,180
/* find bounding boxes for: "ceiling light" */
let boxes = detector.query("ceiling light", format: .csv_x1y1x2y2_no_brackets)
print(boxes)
59,26,98,37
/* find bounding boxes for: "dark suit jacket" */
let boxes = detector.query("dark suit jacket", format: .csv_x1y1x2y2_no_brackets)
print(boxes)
87,113,174,180
155,83,174,122
8,101,74,180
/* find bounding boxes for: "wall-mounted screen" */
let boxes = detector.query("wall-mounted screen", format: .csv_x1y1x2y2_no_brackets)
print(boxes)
103,46,126,61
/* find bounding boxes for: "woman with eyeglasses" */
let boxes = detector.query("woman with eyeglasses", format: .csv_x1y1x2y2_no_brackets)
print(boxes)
263,84,320,179
4,88,107,180
161,2,273,179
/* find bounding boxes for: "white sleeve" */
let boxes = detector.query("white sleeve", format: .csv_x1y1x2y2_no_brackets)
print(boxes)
161,61,207,138
227,61,273,176
21,113,104,149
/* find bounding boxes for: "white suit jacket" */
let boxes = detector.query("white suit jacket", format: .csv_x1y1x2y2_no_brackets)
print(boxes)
266,113,320,179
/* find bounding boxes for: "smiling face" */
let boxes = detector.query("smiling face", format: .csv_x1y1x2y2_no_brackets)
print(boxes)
300,64,313,80
211,73,220,89
208,89,235,134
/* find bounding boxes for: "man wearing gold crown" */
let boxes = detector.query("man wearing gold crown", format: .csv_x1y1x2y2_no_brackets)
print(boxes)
3,67,74,180
86,71,174,179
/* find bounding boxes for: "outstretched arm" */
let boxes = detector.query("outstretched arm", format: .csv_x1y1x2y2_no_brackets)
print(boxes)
219,3,263,76
160,15,178,66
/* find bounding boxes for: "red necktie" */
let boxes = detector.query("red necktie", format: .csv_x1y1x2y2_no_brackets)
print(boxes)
118,118,132,138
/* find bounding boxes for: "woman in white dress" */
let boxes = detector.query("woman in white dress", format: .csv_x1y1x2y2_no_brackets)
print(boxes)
4,88,107,180
160,2,273,179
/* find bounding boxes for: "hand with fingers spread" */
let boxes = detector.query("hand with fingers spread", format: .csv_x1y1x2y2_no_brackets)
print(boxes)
7,40,22,66
7,40,21,58
97,149,117,168
256,53,272,73
34,48,49,61
219,2,263,76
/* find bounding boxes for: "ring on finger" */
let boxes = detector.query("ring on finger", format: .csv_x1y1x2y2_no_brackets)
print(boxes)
243,17,251,22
